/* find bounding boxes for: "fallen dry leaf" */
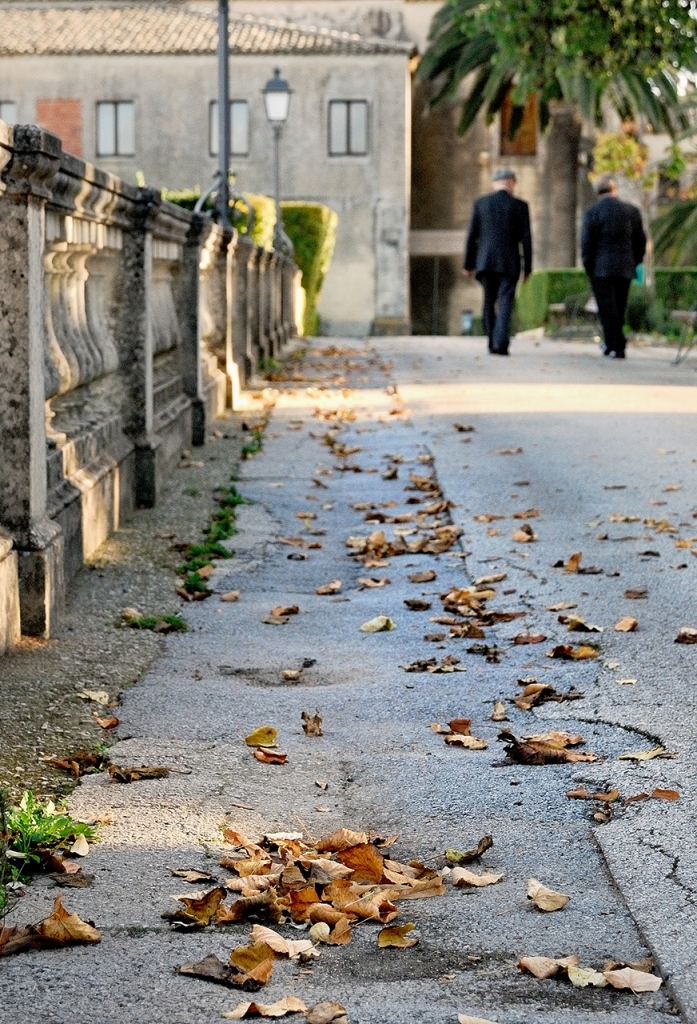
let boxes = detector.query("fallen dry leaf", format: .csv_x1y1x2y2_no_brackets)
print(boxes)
618,747,668,762
445,734,488,750
523,730,583,748
604,967,662,992
498,730,601,765
245,727,278,748
563,552,583,573
513,509,540,520
305,1003,348,1024
70,834,90,857
164,887,226,927
495,447,522,455
518,955,579,979
512,524,537,544
568,965,608,988
254,749,288,765
316,580,342,595
404,598,432,611
546,644,598,661
90,711,119,729
614,617,638,632
445,836,493,865
513,682,584,711
0,896,101,957
624,588,647,599
360,616,395,632
566,787,619,802
108,764,181,783
526,878,570,911
172,869,219,884
77,689,110,705
454,423,475,432
491,701,508,722
652,787,680,801
562,616,603,633
221,590,241,602
451,868,503,888
336,843,384,884
301,711,323,737
357,577,389,588
675,627,697,644
458,1016,502,1024
546,601,577,611
282,669,303,681
316,828,368,852
177,953,248,988
475,572,507,585
511,633,546,645
249,925,313,960
473,513,505,523
270,606,299,617
223,995,308,1019
377,922,418,948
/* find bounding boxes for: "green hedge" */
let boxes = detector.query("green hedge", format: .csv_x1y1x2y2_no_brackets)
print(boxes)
281,201,338,336
161,188,276,249
516,268,697,330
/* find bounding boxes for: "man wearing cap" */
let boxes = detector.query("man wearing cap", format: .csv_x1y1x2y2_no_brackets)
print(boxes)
463,168,532,355
581,175,646,359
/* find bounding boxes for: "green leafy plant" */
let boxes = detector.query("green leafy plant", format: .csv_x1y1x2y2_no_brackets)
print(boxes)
124,614,188,632
281,202,338,336
241,434,264,459
5,791,98,871
184,485,199,497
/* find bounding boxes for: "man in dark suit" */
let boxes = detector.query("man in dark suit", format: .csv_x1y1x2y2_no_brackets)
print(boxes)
581,175,646,359
463,168,532,355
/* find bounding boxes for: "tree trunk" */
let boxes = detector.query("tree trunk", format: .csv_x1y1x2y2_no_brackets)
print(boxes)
547,102,583,268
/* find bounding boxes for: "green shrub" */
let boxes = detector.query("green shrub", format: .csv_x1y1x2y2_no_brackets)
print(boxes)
161,187,205,211
654,268,697,311
281,202,338,336
516,270,587,330
161,187,275,249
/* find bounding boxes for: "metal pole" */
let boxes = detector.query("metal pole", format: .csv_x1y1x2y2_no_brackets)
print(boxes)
273,123,282,251
217,0,230,225
432,256,439,335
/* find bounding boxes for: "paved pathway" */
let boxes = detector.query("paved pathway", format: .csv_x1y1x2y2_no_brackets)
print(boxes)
4,336,697,1024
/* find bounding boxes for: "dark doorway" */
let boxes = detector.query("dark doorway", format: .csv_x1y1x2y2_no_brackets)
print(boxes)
410,255,456,335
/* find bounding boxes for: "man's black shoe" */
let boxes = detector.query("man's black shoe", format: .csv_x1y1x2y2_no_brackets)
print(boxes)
608,350,625,359
491,348,509,356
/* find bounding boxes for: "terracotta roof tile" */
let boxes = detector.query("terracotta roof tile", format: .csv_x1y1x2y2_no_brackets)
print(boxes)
0,3,414,56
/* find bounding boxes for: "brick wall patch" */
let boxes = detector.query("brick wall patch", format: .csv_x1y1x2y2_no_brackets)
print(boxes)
36,98,82,156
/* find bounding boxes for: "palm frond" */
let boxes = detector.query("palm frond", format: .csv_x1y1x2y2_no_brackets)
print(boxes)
458,67,493,135
653,199,697,264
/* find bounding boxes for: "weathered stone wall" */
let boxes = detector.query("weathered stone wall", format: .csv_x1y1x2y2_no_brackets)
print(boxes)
0,119,300,646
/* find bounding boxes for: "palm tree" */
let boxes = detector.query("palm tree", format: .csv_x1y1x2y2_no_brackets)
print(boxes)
418,0,689,267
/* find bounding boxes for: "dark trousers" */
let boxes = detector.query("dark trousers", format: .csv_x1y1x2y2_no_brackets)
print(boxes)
480,272,518,352
591,276,631,354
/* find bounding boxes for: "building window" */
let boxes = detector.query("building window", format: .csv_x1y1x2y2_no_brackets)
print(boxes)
328,100,368,156
500,89,537,157
0,101,17,124
96,101,135,157
209,101,249,157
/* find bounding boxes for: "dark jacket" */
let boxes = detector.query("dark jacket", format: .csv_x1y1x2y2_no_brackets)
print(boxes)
581,196,646,279
464,189,532,280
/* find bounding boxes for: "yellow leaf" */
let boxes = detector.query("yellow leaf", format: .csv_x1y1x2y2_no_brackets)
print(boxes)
245,726,278,748
377,922,418,948
360,616,396,632
568,965,608,988
32,896,102,947
618,747,666,761
614,616,638,632
526,878,570,911
70,834,90,857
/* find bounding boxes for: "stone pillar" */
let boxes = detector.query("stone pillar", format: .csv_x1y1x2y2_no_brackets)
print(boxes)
115,187,160,508
177,212,208,446
0,125,65,636
246,245,260,372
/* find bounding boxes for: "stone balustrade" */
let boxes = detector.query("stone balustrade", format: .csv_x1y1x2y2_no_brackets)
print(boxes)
0,121,301,651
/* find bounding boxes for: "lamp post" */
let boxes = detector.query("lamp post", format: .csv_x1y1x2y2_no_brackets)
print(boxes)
216,0,230,225
262,68,293,254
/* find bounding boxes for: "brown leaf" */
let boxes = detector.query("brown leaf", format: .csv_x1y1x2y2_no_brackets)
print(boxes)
445,836,493,864
164,887,226,927
253,748,288,765
652,787,680,801
495,447,522,455
221,590,241,602
357,577,389,588
566,787,619,802
453,423,475,432
675,627,697,644
177,953,244,988
90,711,119,729
230,940,277,974
511,633,546,645
49,872,94,888
377,922,418,948
451,868,503,888
316,580,342,595
270,605,299,617
512,524,536,543
473,513,505,523
305,1003,349,1024
563,552,582,573
404,599,432,611
624,587,647,599
108,764,174,782
223,995,308,1019
172,869,219,884
603,967,662,992
2,896,101,955
336,843,384,883
546,645,598,661
526,878,570,911
523,731,583,748
518,955,579,979
445,734,488,750
498,730,601,765
324,915,353,945
301,710,323,737
562,616,603,633
407,569,437,584
513,509,540,519
614,616,638,632
262,616,290,625
316,828,368,853
546,601,577,611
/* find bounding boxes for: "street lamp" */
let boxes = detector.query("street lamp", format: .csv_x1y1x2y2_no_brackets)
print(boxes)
262,68,293,254
216,0,230,225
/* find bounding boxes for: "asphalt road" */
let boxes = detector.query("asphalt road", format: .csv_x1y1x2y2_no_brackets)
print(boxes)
3,335,697,1024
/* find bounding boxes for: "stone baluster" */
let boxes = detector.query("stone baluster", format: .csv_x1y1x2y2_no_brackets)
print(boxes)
176,211,210,446
231,234,252,392
0,125,65,636
247,245,261,371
